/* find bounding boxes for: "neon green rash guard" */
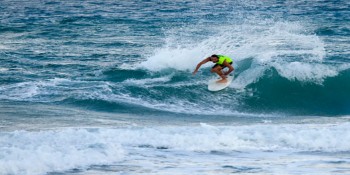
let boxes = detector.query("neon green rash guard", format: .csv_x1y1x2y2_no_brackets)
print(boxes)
217,55,233,65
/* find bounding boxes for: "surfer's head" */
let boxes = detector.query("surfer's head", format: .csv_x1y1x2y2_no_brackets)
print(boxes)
210,55,219,62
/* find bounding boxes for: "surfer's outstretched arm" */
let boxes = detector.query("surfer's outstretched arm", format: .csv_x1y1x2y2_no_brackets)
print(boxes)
192,58,210,75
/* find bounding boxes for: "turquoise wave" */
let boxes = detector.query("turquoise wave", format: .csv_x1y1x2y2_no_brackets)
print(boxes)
1,0,349,117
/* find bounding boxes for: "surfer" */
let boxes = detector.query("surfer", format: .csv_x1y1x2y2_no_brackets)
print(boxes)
192,54,234,83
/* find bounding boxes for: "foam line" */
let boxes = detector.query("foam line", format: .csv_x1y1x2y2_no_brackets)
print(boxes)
1,123,350,174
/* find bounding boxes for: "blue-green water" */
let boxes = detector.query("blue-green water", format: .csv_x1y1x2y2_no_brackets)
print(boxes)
1,0,350,175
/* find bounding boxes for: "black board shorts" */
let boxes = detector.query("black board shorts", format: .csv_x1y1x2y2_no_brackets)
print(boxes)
212,62,232,69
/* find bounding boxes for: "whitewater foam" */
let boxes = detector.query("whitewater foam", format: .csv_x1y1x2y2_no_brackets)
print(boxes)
0,129,125,175
123,74,173,86
0,78,71,101
273,62,339,83
0,68,9,72
1,123,350,174
0,82,40,100
138,20,337,88
230,65,267,89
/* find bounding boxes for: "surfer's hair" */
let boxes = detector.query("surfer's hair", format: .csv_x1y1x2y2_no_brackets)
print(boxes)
211,54,219,58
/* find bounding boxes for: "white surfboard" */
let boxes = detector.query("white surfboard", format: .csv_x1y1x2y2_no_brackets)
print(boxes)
208,76,234,91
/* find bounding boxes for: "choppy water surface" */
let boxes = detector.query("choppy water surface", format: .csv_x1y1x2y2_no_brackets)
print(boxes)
1,0,350,174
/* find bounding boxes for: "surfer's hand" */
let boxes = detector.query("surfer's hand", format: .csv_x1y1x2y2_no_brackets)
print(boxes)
192,71,197,75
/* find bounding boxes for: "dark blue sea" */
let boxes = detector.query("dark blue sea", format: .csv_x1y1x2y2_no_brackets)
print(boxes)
1,0,350,174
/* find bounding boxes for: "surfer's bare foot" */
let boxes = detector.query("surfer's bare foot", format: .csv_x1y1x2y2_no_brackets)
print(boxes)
216,79,228,83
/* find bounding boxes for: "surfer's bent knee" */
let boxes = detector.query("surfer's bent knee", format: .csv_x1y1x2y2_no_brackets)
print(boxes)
211,66,221,73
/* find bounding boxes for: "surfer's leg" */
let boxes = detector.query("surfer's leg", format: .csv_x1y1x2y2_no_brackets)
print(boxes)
211,66,227,83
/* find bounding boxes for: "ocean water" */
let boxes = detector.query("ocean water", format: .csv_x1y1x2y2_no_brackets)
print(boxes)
1,0,350,174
